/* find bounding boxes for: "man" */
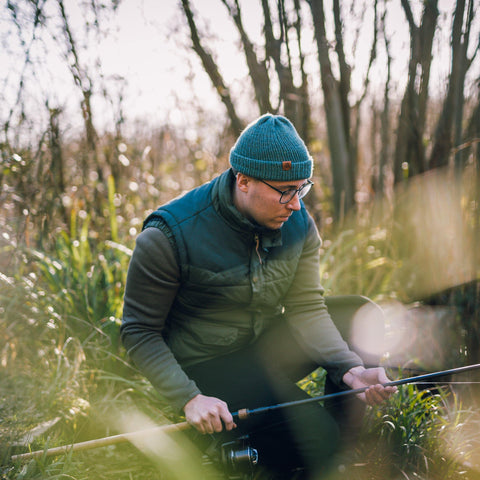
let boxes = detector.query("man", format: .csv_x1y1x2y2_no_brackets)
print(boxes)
121,114,396,479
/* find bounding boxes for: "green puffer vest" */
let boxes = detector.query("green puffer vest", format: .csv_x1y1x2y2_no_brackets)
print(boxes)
142,169,310,367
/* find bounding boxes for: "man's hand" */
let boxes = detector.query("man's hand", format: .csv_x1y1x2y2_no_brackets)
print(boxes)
342,366,397,406
183,394,237,434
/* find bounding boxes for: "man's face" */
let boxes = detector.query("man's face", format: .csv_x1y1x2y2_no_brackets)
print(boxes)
235,174,307,230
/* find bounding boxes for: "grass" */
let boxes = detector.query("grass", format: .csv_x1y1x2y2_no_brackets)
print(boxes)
350,385,480,480
1,177,480,478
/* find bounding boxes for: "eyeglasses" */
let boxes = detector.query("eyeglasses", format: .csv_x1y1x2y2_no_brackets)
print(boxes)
260,179,314,204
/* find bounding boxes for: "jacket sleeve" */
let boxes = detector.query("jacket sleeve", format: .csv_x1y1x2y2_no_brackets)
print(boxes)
283,214,363,386
121,227,201,411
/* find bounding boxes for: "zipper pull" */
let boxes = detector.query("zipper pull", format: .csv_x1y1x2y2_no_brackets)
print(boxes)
254,233,263,265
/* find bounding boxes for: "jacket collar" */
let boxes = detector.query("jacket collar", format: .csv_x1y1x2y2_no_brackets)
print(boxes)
212,169,283,248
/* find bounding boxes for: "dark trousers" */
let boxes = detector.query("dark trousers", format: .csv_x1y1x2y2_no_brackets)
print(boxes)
184,321,343,478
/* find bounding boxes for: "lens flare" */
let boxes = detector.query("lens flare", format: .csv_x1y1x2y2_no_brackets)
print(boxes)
109,409,219,480
393,168,476,300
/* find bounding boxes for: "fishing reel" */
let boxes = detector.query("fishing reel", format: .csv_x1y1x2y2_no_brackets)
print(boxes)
220,436,259,479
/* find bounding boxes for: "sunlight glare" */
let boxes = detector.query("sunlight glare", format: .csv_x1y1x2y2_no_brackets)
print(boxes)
393,168,475,300
111,408,217,479
349,301,387,363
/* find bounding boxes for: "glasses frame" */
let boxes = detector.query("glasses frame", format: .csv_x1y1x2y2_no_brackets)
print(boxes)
260,179,314,204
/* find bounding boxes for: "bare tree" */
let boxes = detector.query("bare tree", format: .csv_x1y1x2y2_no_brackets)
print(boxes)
220,0,272,114
378,4,392,199
179,1,392,220
1,0,122,244
350,0,380,197
393,0,438,184
181,0,244,136
57,0,101,184
292,0,312,143
2,0,46,147
430,0,478,173
261,0,296,120
180,0,313,138
308,0,353,220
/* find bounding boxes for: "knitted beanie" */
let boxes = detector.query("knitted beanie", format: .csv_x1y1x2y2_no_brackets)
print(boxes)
229,114,313,181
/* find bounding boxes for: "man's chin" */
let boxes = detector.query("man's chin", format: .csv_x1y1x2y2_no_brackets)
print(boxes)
267,220,287,230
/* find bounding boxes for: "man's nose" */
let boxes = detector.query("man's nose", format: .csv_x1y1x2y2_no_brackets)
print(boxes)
286,193,302,211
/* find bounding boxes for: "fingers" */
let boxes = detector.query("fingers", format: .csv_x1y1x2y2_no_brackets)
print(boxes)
376,367,396,386
190,406,231,434
364,384,387,405
220,408,237,432
184,394,237,434
364,384,397,406
354,367,398,406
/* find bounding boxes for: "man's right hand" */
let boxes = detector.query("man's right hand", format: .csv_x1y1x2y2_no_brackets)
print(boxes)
183,394,237,434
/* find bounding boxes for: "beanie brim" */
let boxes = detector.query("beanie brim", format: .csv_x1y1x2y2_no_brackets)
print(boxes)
230,150,312,181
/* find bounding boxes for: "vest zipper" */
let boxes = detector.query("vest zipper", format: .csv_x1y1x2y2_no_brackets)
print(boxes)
254,233,263,265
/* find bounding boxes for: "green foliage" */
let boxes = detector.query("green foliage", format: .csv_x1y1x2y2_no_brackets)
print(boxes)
29,219,127,345
318,226,401,299
352,385,480,480
366,385,447,473
297,368,327,397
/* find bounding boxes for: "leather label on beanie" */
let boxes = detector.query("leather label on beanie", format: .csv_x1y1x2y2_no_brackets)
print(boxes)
282,161,292,171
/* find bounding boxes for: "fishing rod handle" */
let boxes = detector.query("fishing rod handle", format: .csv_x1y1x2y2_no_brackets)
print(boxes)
11,421,190,462
236,408,249,420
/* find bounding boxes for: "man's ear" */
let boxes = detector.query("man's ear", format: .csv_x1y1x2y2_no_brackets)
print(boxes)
236,172,251,193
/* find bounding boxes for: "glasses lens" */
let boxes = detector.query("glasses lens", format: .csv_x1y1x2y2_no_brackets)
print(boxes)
279,181,313,204
280,189,297,204
298,181,312,200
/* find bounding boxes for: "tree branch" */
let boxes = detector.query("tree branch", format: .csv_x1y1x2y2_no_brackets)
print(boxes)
220,0,272,113
181,0,243,135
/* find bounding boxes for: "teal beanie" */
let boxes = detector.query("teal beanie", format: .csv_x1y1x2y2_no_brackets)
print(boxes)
229,114,313,181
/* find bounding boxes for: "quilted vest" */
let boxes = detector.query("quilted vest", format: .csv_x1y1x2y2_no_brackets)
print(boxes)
143,169,310,367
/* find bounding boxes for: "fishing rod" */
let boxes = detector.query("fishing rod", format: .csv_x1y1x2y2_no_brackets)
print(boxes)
11,363,480,462
233,362,480,421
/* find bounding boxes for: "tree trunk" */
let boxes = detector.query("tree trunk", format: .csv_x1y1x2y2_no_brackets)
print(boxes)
454,0,475,175
378,8,392,199
332,0,351,145
261,0,297,121
292,0,311,142
472,89,480,365
308,0,353,221
47,107,68,228
429,0,472,170
350,0,380,201
393,0,438,184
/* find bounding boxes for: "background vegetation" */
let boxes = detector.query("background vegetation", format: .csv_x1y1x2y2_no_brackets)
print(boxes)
1,0,480,478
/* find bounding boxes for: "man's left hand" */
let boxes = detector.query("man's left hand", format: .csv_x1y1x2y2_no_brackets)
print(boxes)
342,366,397,406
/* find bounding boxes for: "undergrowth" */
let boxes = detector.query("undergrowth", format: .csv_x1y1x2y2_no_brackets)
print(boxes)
1,204,479,479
